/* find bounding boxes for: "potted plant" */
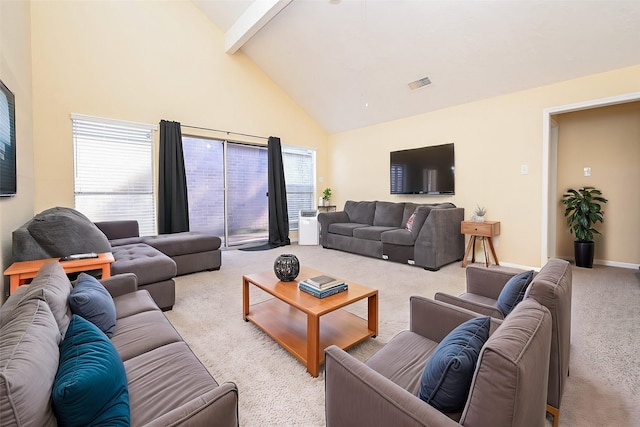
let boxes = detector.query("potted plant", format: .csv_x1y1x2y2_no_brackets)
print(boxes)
471,205,486,222
560,186,608,268
322,188,332,206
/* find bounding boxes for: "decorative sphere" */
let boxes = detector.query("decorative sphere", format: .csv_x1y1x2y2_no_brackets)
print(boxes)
273,254,300,282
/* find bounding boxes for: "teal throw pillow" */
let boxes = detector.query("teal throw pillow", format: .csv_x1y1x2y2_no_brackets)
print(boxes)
496,270,534,316
419,316,490,413
69,273,116,337
53,315,129,427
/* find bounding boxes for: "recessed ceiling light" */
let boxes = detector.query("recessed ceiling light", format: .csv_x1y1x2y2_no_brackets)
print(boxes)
408,76,432,90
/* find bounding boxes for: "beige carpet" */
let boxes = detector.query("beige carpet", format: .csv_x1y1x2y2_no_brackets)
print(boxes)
165,244,640,426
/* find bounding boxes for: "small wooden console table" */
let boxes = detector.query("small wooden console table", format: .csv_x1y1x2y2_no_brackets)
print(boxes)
4,252,115,294
461,221,500,267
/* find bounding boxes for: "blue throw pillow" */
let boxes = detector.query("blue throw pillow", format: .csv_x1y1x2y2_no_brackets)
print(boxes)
53,315,129,427
496,270,534,316
419,316,490,413
69,273,116,337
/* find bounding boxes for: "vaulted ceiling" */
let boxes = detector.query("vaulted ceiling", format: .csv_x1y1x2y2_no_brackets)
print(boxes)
193,0,640,134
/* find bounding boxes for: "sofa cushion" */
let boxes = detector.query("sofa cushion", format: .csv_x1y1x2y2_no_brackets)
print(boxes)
110,243,177,285
496,270,534,316
401,203,419,228
327,223,369,237
142,232,221,257
0,299,61,427
53,315,129,426
110,309,183,361
352,226,398,241
26,207,111,257
10,261,72,337
69,273,117,338
381,229,414,246
373,201,404,227
344,200,376,225
409,205,434,239
419,316,491,412
124,341,220,426
112,290,161,319
365,330,439,395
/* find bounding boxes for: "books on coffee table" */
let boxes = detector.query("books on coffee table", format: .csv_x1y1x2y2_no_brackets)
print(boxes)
301,275,344,290
298,281,348,299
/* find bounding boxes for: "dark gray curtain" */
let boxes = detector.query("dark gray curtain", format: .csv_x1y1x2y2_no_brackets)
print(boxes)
268,136,290,247
158,120,190,234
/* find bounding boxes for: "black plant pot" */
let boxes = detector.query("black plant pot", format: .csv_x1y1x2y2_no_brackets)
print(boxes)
574,241,595,268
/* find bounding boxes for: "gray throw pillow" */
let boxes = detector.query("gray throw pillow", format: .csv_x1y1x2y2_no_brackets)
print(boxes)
27,207,111,257
69,273,116,338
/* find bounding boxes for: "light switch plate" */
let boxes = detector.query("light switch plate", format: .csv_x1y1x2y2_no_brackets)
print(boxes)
584,167,591,177
520,165,528,175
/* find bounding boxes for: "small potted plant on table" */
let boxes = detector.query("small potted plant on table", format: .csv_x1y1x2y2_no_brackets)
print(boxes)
560,186,607,268
322,188,332,207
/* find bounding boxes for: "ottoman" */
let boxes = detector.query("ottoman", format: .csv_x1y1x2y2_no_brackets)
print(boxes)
110,243,177,310
141,232,222,276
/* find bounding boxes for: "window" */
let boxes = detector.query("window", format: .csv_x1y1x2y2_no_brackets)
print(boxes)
72,114,157,235
282,146,316,229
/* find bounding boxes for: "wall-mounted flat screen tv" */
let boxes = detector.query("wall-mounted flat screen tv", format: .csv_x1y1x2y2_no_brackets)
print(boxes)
390,143,454,195
0,78,17,197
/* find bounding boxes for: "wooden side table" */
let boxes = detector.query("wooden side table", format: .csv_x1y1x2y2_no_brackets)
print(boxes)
4,252,115,294
317,205,336,213
461,221,500,267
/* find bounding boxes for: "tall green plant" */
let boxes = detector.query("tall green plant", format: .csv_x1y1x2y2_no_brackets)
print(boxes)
560,186,608,242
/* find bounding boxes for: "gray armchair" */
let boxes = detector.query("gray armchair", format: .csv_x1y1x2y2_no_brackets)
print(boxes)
325,296,552,427
434,258,572,427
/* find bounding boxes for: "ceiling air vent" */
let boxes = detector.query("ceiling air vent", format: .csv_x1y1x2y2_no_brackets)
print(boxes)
408,76,432,90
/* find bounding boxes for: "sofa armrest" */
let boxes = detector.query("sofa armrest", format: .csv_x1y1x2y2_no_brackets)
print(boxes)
325,345,457,427
433,292,505,319
143,382,239,427
100,273,138,298
317,211,350,246
94,220,140,240
465,265,520,299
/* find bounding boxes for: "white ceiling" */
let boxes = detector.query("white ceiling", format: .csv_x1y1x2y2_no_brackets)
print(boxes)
193,0,640,134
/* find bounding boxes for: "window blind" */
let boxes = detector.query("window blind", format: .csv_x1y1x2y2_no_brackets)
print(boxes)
72,115,157,236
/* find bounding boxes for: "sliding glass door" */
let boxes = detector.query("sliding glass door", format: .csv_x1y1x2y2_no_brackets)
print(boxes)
182,135,315,246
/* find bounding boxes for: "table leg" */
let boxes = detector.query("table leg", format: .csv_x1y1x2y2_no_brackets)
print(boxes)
470,236,477,263
482,237,489,267
101,263,111,279
9,275,20,294
307,314,320,377
487,237,500,266
462,236,474,267
368,293,379,337
242,278,250,321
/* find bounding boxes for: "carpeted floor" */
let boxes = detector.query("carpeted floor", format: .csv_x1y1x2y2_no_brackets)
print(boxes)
165,244,640,426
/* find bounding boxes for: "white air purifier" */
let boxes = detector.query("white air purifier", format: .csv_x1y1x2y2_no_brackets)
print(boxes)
298,210,319,245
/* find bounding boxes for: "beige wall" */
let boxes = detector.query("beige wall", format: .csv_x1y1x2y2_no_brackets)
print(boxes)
1,0,34,298
30,0,328,212
328,65,640,268
554,102,640,264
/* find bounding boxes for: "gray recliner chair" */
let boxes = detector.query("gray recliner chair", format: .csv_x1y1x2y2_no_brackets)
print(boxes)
325,296,552,427
434,258,572,427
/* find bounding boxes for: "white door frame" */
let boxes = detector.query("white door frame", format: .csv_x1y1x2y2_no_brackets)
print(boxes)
541,91,640,266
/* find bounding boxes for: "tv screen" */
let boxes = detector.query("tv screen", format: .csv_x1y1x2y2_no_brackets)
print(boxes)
0,78,17,197
390,143,454,195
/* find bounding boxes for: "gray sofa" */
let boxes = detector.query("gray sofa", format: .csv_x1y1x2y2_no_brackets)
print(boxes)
325,297,552,427
318,201,464,270
0,261,239,426
12,207,222,310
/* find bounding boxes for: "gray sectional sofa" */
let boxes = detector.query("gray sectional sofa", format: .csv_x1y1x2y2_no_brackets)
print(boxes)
318,201,464,270
12,207,222,310
0,261,238,426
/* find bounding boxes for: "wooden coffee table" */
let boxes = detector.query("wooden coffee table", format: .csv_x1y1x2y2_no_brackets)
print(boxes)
4,252,115,294
243,267,378,377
